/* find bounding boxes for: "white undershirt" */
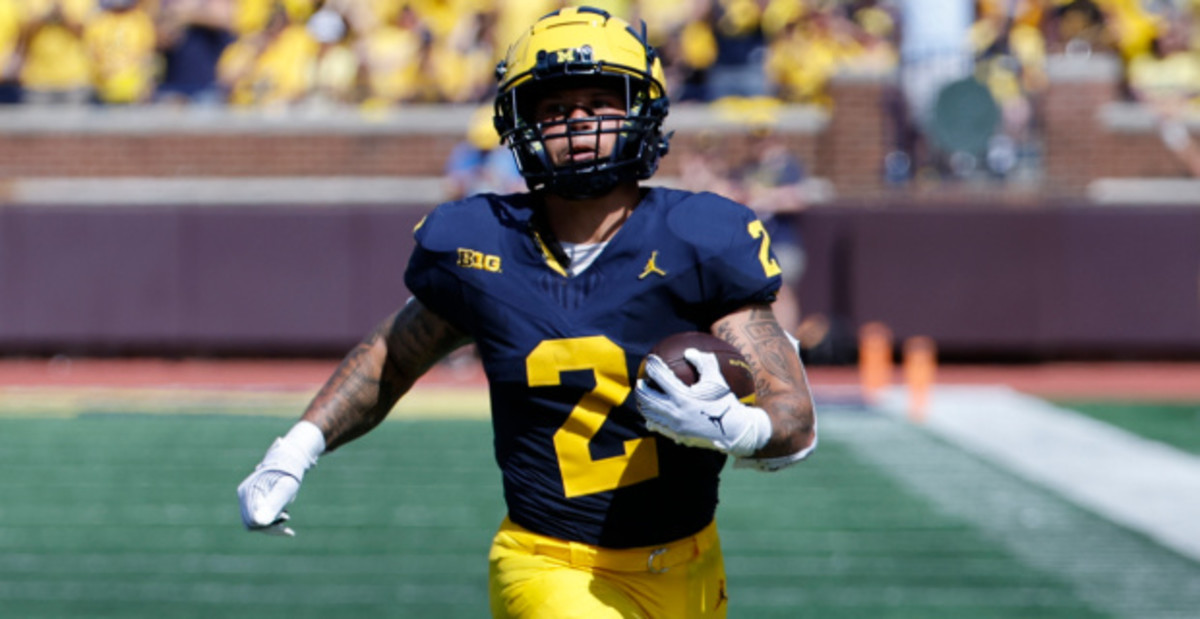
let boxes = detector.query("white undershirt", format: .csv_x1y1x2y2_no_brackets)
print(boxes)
560,240,609,276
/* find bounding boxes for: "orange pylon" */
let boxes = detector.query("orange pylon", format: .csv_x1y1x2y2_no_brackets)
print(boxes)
858,322,893,404
903,336,937,422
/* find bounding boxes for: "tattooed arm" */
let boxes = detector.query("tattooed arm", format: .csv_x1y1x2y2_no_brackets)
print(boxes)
302,299,471,451
712,304,816,459
237,299,469,535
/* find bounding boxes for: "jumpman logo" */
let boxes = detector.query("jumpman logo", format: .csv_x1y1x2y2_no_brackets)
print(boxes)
706,405,730,436
638,250,667,279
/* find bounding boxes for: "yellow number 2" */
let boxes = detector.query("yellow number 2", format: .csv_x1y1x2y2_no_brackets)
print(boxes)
526,337,659,498
748,219,782,277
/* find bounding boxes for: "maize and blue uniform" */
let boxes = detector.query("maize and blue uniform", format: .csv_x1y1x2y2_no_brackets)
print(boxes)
404,186,782,617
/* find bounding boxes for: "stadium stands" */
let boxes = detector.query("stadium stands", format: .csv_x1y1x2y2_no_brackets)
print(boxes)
3,1,1198,187
4,1,1200,358
1,0,904,107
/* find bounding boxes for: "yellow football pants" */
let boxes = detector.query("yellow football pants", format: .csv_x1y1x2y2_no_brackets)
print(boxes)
488,517,728,619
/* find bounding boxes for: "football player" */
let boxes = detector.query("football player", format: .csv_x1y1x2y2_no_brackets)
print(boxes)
238,7,817,618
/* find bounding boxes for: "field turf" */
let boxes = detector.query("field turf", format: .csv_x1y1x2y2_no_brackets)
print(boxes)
1055,400,1200,456
0,400,1197,617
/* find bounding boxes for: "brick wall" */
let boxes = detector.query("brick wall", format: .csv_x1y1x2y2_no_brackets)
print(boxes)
0,55,1192,202
658,132,821,178
0,133,462,178
1034,54,1196,199
818,71,890,197
1040,55,1120,197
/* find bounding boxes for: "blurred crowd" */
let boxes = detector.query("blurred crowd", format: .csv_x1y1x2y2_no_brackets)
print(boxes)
0,0,899,108
964,0,1200,177
4,0,1200,183
0,0,1197,112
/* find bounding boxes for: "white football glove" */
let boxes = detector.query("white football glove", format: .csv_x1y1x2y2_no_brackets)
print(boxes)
635,348,772,457
237,421,325,537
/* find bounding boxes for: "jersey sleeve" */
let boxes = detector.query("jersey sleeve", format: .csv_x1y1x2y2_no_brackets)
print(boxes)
403,203,474,336
669,192,783,321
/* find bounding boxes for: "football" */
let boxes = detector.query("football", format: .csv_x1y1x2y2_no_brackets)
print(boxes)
644,331,757,400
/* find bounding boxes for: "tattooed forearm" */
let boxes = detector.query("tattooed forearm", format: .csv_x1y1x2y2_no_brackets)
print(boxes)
744,308,795,383
716,307,793,383
303,336,398,451
713,304,816,457
302,300,469,452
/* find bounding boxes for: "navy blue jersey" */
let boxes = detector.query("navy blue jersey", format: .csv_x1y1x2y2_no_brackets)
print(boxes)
405,187,782,548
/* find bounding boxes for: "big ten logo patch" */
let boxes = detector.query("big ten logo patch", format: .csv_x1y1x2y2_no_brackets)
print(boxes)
457,248,502,273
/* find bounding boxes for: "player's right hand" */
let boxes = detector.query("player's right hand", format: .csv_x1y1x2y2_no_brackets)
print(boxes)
635,349,772,457
237,421,325,537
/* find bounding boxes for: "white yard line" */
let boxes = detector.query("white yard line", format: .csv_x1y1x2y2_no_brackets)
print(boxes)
826,407,1200,619
876,385,1200,564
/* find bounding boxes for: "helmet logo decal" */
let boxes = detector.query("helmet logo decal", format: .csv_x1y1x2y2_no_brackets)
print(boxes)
536,45,596,77
555,45,592,65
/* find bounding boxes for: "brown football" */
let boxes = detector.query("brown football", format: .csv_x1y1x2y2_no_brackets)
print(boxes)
644,331,757,401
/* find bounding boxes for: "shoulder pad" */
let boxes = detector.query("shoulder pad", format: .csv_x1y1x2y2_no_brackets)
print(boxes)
664,191,759,252
414,194,528,253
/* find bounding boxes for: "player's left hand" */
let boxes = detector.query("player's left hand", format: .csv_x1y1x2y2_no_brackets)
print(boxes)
237,458,302,537
635,348,772,457
237,421,325,537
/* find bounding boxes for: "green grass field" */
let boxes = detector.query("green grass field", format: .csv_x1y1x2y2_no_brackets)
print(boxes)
1,398,1198,618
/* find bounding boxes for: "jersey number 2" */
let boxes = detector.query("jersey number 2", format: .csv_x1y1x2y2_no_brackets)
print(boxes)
526,337,659,498
748,220,782,277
